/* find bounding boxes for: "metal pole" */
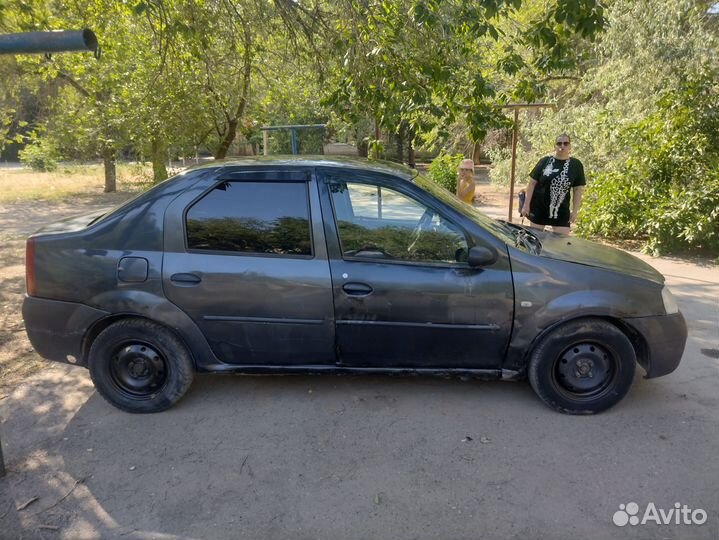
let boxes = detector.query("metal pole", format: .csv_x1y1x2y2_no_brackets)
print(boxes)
263,131,268,156
508,109,519,222
0,433,6,477
501,103,555,223
291,128,298,155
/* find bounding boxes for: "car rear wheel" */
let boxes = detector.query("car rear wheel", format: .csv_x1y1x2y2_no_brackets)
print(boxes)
89,319,194,413
528,318,636,414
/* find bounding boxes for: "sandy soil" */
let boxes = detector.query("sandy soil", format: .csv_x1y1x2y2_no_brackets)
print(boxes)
0,193,135,397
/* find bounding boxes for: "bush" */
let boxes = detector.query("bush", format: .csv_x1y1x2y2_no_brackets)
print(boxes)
486,146,540,187
576,74,719,255
367,138,385,160
643,173,719,254
19,140,59,172
577,170,719,255
427,153,464,194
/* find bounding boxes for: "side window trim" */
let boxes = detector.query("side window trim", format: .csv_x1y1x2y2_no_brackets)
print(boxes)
183,178,315,259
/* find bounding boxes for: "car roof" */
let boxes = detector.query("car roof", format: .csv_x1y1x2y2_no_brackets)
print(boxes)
186,155,418,181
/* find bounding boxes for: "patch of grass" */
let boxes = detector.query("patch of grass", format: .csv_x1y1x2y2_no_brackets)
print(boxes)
0,162,154,203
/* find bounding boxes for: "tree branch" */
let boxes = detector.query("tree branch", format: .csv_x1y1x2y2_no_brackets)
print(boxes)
56,71,91,98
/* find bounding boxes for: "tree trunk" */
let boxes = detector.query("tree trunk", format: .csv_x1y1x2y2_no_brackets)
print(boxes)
215,25,252,160
103,145,116,193
472,141,482,163
151,138,168,183
214,118,238,159
396,124,405,163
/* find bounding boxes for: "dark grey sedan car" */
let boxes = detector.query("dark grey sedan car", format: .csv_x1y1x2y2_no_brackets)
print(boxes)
23,157,687,414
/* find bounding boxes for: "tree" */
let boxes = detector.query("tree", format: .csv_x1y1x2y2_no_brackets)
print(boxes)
321,0,606,157
489,0,719,254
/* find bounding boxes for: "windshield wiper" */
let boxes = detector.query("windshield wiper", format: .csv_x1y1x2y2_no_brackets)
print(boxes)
498,220,542,254
511,227,542,254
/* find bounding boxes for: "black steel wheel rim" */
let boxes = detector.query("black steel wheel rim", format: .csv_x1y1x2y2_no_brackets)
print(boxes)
551,342,617,400
109,342,168,399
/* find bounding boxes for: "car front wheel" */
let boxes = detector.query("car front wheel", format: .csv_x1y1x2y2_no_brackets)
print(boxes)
528,318,636,414
89,319,194,413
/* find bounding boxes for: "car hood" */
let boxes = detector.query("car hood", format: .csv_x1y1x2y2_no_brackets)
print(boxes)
536,233,664,284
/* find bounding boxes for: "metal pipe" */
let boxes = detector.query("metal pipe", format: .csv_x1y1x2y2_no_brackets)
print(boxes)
290,129,298,155
0,433,5,477
0,29,98,56
259,124,326,131
508,109,519,222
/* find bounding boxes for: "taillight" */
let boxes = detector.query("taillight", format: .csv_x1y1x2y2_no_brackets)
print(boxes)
26,237,36,296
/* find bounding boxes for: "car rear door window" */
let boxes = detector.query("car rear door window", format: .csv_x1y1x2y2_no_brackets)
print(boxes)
186,181,312,256
330,181,468,264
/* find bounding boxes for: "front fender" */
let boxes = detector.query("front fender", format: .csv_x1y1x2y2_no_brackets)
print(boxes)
504,249,665,372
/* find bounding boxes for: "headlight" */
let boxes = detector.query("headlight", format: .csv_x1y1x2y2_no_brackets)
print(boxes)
661,286,679,314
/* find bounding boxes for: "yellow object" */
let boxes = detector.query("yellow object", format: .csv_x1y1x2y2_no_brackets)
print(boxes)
458,178,474,204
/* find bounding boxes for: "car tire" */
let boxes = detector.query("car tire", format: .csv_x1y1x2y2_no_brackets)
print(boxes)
88,318,194,413
528,318,636,414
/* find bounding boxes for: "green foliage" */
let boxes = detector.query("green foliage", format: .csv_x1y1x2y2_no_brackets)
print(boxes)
338,222,465,264
4,0,715,257
486,145,545,187
489,0,719,255
427,153,464,193
367,139,385,160
18,139,58,172
187,217,312,256
323,0,606,152
576,72,719,254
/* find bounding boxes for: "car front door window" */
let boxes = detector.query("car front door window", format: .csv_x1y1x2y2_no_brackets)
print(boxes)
330,182,469,264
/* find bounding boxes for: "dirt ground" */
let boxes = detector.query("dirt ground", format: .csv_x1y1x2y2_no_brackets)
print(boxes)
0,192,136,397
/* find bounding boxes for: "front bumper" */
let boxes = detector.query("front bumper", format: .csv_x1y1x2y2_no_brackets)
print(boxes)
623,312,688,378
22,296,109,367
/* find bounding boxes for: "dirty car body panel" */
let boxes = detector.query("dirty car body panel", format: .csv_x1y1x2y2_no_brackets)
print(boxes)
22,157,688,413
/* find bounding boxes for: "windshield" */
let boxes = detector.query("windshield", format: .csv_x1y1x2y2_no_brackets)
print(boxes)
414,173,541,254
414,173,516,242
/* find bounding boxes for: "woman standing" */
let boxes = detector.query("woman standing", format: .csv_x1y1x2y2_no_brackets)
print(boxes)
520,134,585,234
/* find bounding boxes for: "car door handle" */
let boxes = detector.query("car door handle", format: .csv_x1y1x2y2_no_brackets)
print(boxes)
342,282,373,296
170,273,202,284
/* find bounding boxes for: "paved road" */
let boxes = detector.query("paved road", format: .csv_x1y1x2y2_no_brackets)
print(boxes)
0,211,717,540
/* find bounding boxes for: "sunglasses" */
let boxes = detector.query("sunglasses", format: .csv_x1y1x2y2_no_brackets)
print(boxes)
555,141,571,146
459,168,474,172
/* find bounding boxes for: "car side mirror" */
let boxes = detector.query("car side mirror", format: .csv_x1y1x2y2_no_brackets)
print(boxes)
467,246,497,267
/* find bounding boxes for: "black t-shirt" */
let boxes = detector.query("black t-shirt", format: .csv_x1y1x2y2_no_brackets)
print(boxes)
528,156,586,226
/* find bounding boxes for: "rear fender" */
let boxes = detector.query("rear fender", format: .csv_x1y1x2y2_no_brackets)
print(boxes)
83,291,218,370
